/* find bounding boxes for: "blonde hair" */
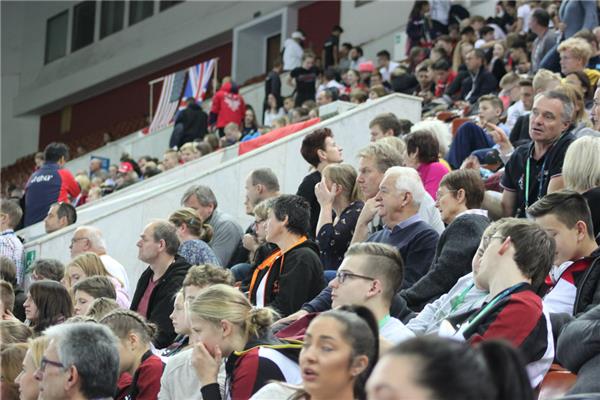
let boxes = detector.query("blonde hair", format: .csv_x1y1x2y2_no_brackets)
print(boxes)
323,163,360,203
100,309,157,344
563,136,600,193
28,335,51,369
378,136,407,163
0,320,32,344
556,83,590,125
533,69,562,93
169,207,213,242
410,119,452,157
0,343,28,384
75,174,91,192
189,284,276,339
67,252,120,287
86,297,120,321
180,142,199,154
499,72,521,90
558,38,593,65
253,199,273,221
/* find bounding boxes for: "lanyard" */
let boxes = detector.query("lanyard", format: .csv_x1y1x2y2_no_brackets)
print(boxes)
378,314,391,329
524,152,548,209
449,283,475,313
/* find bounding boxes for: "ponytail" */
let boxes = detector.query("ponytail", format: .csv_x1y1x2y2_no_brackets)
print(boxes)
99,309,157,344
245,307,276,339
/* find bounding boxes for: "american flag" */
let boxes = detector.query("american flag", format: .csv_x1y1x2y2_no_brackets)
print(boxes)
179,58,217,110
149,70,186,133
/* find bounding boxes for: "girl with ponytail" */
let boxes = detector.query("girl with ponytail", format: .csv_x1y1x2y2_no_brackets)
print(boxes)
189,284,302,400
169,208,220,266
314,163,364,270
367,336,533,400
100,309,165,400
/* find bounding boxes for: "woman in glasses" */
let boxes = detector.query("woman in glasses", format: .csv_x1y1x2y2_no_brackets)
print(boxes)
23,280,73,335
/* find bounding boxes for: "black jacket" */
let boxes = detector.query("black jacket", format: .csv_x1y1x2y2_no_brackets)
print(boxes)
249,240,325,317
573,246,600,316
459,66,497,104
130,255,191,349
509,113,531,147
175,103,208,145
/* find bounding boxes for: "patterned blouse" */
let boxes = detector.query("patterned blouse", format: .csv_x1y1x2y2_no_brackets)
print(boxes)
178,239,220,266
316,200,364,270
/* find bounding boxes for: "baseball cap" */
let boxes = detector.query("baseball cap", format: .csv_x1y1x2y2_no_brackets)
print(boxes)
358,61,375,73
118,162,133,174
292,31,305,40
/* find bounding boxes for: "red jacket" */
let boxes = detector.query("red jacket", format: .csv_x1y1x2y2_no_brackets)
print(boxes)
210,82,246,128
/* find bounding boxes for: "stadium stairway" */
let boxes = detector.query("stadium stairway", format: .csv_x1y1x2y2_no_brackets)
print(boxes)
19,93,422,293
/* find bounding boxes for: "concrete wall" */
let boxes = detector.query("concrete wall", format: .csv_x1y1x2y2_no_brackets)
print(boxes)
22,93,421,292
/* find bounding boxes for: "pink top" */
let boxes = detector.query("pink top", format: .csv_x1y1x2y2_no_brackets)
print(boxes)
418,162,450,199
108,276,131,309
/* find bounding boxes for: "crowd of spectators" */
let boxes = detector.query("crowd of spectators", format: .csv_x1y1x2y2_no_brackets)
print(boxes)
2,1,600,399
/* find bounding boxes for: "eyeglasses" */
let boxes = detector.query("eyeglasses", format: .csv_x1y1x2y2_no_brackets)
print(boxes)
70,237,88,245
435,189,456,201
40,357,64,373
335,270,374,284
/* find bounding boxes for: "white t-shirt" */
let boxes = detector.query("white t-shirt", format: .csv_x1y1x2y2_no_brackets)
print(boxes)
380,61,400,83
380,316,415,344
517,4,532,33
283,39,303,71
100,254,130,294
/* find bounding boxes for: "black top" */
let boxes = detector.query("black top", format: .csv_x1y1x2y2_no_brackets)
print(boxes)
322,35,339,68
501,132,575,217
509,113,531,148
583,187,600,241
296,170,322,238
264,70,282,102
290,66,320,106
174,103,208,146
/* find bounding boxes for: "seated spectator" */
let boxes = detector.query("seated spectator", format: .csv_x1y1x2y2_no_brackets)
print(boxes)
528,191,600,315
405,130,449,199
255,306,378,400
73,174,91,206
562,136,600,239
69,225,130,293
14,335,49,400
0,257,25,321
189,284,302,399
24,280,73,334
290,107,310,123
348,46,366,71
342,69,367,96
368,85,387,100
458,49,497,104
168,208,219,266
501,90,576,217
162,149,180,171
101,310,164,400
443,218,555,387
0,199,24,284
558,37,600,87
263,93,286,127
508,38,531,74
72,276,118,316
24,142,80,227
248,195,325,315
431,59,457,98
181,185,243,266
413,62,435,104
369,113,403,142
242,107,259,138
0,279,16,319
130,220,191,348
114,161,139,190
565,70,593,111
556,83,598,139
315,164,364,270
409,120,451,160
44,202,76,234
39,322,120,400
367,336,533,400
489,42,508,87
1,343,28,399
0,319,32,344
377,49,400,83
297,128,344,237
556,303,600,395
368,167,439,288
400,169,489,311
165,290,189,356
66,252,129,308
220,122,242,147
179,142,200,163
86,297,119,320
158,264,233,398
506,79,533,131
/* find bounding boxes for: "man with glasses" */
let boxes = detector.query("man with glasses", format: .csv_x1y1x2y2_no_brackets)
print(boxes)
35,322,119,400
276,242,414,345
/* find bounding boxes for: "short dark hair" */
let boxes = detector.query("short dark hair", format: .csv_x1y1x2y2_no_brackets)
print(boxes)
32,258,65,282
440,170,485,209
353,46,363,56
271,195,310,236
250,168,280,192
43,142,70,163
369,113,402,137
341,42,353,51
324,67,337,81
300,128,334,167
332,25,343,33
0,280,15,313
72,276,117,300
531,8,550,28
518,78,533,87
510,39,528,51
469,48,487,61
460,26,475,36
405,130,440,163
54,202,77,225
479,26,494,36
527,190,594,238
0,257,17,286
150,221,180,256
376,50,391,60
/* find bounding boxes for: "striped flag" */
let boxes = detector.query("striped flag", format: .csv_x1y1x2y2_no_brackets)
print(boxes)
149,70,186,133
179,58,216,110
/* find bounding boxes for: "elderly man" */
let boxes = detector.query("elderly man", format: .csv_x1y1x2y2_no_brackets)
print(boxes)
181,185,243,267
44,202,76,234
501,90,576,217
69,225,130,293
130,220,191,348
35,323,120,400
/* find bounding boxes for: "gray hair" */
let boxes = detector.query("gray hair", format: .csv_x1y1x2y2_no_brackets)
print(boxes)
32,259,65,282
150,220,180,256
357,142,404,174
535,90,574,124
0,199,22,229
384,166,426,206
181,185,218,208
250,168,280,192
44,323,120,399
563,136,600,192
76,226,107,251
410,119,452,158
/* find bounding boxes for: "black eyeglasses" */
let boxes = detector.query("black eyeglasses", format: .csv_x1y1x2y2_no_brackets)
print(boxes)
335,270,375,284
40,357,64,373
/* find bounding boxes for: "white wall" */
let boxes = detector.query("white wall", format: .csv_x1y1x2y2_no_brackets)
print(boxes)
22,94,422,291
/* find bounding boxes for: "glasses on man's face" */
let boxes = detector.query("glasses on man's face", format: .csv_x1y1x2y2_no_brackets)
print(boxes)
39,357,64,373
335,270,375,284
70,237,88,245
435,189,456,202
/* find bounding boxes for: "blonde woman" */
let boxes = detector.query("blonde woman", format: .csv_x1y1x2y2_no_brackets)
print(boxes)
179,142,200,163
67,252,130,308
15,336,50,400
168,208,220,266
189,284,302,399
314,164,364,270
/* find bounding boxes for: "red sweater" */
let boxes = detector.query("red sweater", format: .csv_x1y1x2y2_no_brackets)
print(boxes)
116,351,164,400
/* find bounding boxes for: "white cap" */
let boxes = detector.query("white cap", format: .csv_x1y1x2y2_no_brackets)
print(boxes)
292,31,305,40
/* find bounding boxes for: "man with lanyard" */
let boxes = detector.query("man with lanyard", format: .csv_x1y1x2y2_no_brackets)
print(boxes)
440,218,556,387
501,90,576,218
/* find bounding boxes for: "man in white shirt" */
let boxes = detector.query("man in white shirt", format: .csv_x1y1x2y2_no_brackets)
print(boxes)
283,31,305,71
376,50,399,83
